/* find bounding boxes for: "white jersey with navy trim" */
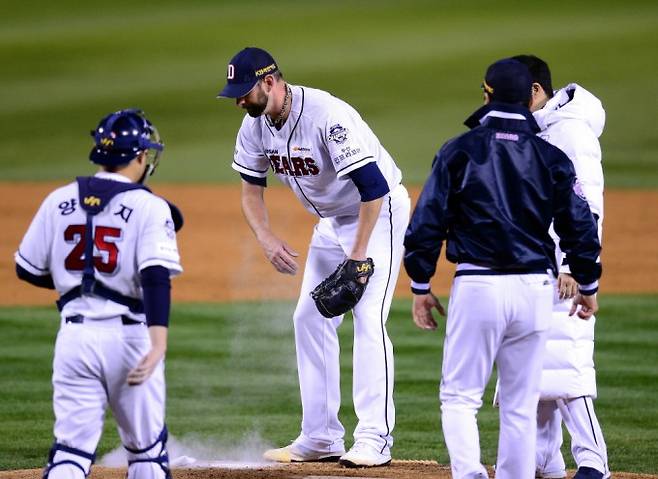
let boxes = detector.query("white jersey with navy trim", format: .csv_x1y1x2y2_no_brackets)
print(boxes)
232,84,402,217
15,171,182,320
230,82,410,456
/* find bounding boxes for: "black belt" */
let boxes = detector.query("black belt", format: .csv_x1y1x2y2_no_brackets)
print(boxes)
455,268,548,277
65,314,143,326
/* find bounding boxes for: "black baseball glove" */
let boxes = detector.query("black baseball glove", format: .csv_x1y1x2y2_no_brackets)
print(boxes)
310,258,375,318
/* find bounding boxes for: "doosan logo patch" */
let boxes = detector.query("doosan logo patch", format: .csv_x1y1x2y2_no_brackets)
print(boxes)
328,124,349,144
495,132,519,141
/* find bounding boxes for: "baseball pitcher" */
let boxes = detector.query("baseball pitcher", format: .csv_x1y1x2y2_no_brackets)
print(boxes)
15,109,182,479
217,47,410,468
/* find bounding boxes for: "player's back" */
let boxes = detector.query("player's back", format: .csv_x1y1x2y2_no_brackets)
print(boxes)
439,103,592,273
16,173,181,319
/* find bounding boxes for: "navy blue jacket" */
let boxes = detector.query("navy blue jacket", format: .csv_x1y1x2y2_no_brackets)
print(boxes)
404,103,601,288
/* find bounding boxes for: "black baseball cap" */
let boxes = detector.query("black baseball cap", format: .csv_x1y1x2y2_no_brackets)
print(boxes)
482,58,532,104
217,47,279,99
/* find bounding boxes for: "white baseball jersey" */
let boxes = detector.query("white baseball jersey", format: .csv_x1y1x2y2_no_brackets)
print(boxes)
231,84,402,217
230,83,410,456
15,171,182,320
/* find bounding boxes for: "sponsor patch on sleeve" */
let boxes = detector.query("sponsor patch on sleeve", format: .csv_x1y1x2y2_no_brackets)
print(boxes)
332,146,362,166
157,242,179,255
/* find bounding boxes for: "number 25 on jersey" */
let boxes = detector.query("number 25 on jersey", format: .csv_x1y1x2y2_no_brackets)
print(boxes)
64,225,121,273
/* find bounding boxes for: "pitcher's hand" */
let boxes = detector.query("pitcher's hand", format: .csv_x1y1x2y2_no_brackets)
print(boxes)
259,232,299,274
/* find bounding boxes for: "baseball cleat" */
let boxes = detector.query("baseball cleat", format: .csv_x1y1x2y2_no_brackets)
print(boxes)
263,443,344,463
339,441,391,468
573,467,605,479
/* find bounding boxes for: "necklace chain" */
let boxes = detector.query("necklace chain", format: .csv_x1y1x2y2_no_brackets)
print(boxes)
270,84,291,127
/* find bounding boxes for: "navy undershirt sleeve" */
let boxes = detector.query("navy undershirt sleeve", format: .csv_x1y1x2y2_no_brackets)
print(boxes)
347,162,390,202
16,264,55,289
140,265,171,328
240,173,267,187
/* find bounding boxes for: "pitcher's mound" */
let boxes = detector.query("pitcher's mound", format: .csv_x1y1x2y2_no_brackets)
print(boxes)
2,462,657,479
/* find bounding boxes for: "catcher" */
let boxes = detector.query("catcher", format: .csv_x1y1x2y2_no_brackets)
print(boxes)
217,47,411,467
15,109,182,479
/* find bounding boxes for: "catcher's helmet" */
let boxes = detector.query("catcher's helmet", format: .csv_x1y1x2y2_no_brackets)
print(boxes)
89,109,164,178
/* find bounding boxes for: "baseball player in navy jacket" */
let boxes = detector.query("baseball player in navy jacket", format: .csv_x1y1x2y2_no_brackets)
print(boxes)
403,58,602,479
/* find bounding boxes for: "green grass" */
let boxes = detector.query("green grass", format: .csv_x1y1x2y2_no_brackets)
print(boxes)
1,295,657,472
0,0,657,187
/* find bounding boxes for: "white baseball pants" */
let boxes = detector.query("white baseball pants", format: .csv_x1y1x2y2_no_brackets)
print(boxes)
293,185,410,454
440,270,552,479
49,316,166,478
536,397,609,478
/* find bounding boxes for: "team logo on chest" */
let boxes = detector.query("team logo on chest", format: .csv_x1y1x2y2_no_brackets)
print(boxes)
268,154,319,177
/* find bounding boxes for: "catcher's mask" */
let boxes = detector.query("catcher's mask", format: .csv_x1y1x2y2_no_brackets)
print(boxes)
89,108,164,182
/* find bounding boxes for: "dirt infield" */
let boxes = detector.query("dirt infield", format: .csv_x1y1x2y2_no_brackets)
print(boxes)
1,183,657,477
2,461,658,479
1,183,657,307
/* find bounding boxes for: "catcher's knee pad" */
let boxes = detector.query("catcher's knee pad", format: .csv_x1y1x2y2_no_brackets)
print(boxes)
42,442,95,478
124,426,171,479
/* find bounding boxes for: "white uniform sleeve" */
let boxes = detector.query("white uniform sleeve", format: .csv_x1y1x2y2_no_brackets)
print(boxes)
137,197,183,276
324,106,376,178
231,116,270,178
15,194,54,276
